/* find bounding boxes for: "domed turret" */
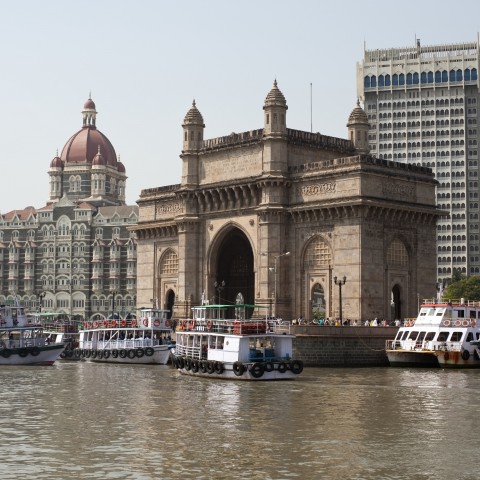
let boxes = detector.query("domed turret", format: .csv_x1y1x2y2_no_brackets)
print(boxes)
263,80,287,136
182,100,205,152
92,146,106,168
347,100,370,154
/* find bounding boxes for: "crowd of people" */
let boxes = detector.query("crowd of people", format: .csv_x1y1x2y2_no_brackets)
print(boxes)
290,317,403,327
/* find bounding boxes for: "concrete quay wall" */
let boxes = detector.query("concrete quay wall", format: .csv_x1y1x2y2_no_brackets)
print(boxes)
291,326,398,367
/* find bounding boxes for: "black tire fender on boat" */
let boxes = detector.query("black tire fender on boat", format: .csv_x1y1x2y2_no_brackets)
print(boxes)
264,361,274,372
18,348,29,358
103,350,111,359
250,362,265,379
277,362,287,373
214,361,224,374
199,359,207,373
1,349,11,358
185,358,192,371
290,360,304,375
461,350,470,361
91,350,97,359
127,349,136,359
145,347,154,357
85,350,91,358
119,349,127,359
112,349,119,358
177,356,185,369
74,348,81,359
30,346,41,357
136,348,145,358
206,361,215,374
191,359,199,373
97,350,104,359
233,361,245,376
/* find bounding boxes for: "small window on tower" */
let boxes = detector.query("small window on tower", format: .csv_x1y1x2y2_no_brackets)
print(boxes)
266,114,270,124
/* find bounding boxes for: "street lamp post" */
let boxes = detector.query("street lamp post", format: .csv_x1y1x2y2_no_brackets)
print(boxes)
112,291,117,320
214,280,225,304
334,276,347,325
37,291,46,313
271,252,291,318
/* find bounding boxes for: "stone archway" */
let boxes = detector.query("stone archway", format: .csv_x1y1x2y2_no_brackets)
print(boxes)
391,284,402,321
311,283,326,320
165,289,175,319
212,228,254,307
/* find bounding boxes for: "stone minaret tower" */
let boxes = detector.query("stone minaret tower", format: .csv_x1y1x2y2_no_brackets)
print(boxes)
181,100,205,187
347,99,370,154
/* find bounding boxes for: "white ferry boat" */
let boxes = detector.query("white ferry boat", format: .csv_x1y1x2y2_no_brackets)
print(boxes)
172,303,304,380
386,299,480,368
32,312,82,360
79,307,175,364
0,302,65,366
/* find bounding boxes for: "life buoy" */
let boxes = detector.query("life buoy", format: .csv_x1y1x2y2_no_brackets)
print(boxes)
206,320,213,331
461,350,470,361
93,321,99,329
145,347,154,357
165,319,172,328
454,320,462,327
110,320,117,328
142,318,148,327
127,349,136,359
233,361,245,376
214,362,224,374
442,320,451,327
121,320,127,327
290,360,304,375
462,320,469,327
103,320,108,328
153,319,161,327
250,362,265,378
277,362,287,373
188,319,196,330
131,319,138,327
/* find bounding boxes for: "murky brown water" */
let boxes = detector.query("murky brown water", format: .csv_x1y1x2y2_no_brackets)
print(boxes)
1,362,479,479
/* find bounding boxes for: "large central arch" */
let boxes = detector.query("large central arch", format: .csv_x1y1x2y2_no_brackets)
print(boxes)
210,226,254,306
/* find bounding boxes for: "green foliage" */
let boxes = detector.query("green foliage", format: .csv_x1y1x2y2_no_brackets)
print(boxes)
443,275,480,302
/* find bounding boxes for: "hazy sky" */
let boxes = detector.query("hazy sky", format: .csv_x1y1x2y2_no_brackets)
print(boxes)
1,0,479,213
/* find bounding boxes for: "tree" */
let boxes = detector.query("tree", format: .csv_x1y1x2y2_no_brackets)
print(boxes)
443,275,480,302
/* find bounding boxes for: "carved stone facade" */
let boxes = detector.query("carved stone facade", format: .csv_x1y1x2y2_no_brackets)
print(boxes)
133,82,441,322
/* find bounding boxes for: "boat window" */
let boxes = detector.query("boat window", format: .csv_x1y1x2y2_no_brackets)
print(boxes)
466,332,474,342
401,330,410,340
394,331,403,340
437,331,449,342
424,332,435,341
450,332,463,342
455,309,465,318
408,331,419,341
417,331,427,342
470,311,477,319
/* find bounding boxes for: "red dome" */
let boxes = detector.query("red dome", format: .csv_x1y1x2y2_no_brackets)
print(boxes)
61,127,118,167
84,98,96,110
50,155,64,169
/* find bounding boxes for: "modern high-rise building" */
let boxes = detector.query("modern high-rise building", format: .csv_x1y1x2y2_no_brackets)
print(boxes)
357,37,480,284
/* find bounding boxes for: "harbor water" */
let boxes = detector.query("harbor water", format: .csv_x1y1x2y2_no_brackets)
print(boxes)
1,362,479,480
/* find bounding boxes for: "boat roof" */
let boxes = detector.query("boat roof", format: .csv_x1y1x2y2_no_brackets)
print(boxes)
193,304,269,309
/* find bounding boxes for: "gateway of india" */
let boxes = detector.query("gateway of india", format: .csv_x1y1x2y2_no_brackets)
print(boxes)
133,81,441,322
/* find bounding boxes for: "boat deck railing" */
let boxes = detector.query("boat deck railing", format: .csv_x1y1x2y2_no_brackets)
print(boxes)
177,318,268,334
0,337,46,349
82,337,171,350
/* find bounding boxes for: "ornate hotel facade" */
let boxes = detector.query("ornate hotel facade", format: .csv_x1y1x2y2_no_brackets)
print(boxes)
133,81,442,322
0,98,138,320
357,37,480,284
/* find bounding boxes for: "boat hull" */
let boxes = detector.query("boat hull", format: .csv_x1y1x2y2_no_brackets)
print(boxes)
172,356,302,380
434,350,480,368
81,345,173,365
386,349,439,368
0,344,65,366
